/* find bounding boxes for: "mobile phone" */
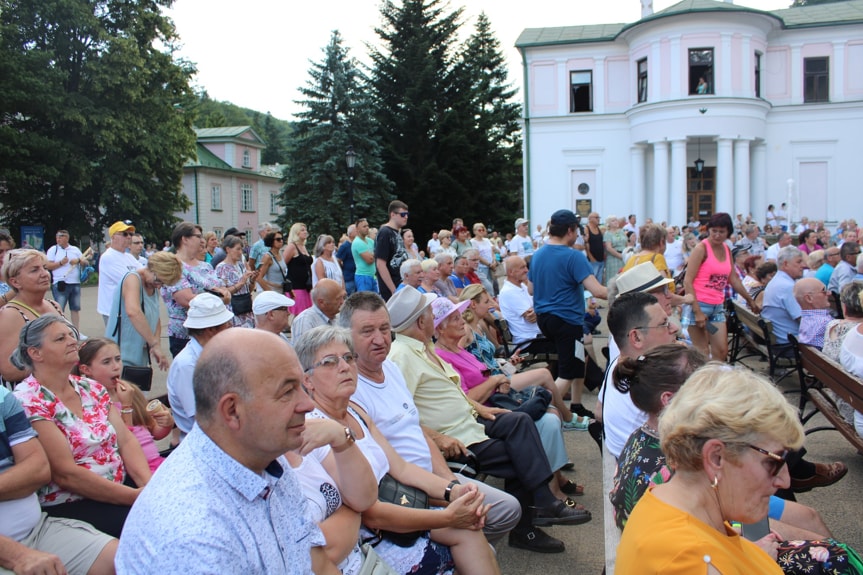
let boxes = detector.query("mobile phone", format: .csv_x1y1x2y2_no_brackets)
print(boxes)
740,517,770,541
706,322,718,334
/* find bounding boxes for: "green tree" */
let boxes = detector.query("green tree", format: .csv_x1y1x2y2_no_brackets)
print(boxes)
279,30,393,237
261,113,286,165
0,0,196,243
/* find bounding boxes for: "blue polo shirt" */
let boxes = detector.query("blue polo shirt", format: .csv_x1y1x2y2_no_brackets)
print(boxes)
761,270,801,344
529,244,592,325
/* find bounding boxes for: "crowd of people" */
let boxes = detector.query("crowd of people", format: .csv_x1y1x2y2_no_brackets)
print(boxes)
0,201,862,574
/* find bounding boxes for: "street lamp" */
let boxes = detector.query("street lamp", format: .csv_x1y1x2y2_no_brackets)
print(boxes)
345,146,356,224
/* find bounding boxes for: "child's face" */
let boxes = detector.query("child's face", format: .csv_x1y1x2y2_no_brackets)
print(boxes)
80,344,122,392
587,298,597,311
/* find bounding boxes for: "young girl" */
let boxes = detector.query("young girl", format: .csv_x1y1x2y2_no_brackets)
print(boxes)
76,338,173,470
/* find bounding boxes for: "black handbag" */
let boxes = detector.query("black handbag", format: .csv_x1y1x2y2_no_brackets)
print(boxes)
488,386,551,421
121,365,153,392
376,473,428,547
230,293,252,315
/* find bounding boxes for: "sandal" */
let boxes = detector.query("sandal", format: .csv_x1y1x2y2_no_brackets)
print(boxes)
563,497,588,510
560,480,585,496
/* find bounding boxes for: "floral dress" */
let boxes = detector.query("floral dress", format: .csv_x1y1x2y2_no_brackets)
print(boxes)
14,375,124,505
604,229,628,281
161,260,223,340
216,261,254,328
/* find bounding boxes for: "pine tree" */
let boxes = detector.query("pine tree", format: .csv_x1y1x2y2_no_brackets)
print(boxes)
278,31,393,238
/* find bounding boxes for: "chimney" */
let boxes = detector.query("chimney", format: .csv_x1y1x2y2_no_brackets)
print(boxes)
641,0,654,18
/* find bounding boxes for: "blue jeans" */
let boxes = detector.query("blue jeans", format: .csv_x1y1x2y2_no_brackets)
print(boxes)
345,279,357,296
355,275,379,294
52,283,81,312
590,261,605,284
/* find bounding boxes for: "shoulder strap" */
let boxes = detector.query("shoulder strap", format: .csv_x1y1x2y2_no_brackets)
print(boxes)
8,300,40,317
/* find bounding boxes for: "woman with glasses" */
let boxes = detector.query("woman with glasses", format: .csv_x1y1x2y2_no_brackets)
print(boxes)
161,222,230,357
294,325,500,575
283,222,313,315
12,315,151,538
257,230,290,294
683,213,759,360
615,359,856,574
106,251,182,368
215,235,257,328
0,249,63,385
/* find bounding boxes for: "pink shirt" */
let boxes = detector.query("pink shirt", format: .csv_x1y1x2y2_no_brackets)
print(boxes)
131,425,164,472
435,348,488,396
692,240,732,305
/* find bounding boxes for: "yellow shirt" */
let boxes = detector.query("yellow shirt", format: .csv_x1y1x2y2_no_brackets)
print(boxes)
388,334,488,448
615,488,782,575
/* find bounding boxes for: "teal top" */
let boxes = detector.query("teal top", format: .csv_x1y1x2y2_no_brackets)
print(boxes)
106,272,160,367
351,236,376,277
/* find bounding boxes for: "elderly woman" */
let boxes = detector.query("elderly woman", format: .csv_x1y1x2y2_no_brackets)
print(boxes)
749,261,778,310
616,363,808,573
683,213,759,360
107,251,182,369
433,254,458,300
612,347,853,574
0,249,63,385
161,222,230,358
603,216,627,280
12,316,151,538
215,236,257,328
432,297,588,505
451,226,472,257
620,223,671,277
806,249,825,279
402,228,420,260
449,255,471,294
435,230,456,257
419,258,441,295
312,234,344,289
295,326,500,575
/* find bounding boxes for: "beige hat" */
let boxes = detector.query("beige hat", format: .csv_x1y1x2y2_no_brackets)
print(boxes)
184,293,234,329
386,286,437,332
616,262,674,295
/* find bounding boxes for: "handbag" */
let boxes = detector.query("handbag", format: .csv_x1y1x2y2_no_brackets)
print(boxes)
376,473,428,547
229,264,253,314
358,544,398,575
489,385,551,421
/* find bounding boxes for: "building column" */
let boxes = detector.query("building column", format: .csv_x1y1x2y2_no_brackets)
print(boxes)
593,57,606,114
670,139,687,227
751,142,767,226
630,145,647,221
733,139,751,220
716,138,734,215
833,41,845,102
652,140,670,223
651,41,662,102
720,33,732,96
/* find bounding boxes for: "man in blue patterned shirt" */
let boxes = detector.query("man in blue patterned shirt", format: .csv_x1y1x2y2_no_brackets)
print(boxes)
116,329,333,574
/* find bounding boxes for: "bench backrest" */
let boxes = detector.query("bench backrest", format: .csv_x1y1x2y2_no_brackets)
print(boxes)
731,300,775,345
798,342,863,413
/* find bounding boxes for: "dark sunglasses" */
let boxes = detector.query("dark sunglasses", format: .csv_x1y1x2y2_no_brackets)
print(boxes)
748,444,789,477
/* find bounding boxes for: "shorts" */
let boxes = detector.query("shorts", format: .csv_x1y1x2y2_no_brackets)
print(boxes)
52,282,81,312
0,513,114,575
355,275,379,294
536,313,584,380
681,301,725,327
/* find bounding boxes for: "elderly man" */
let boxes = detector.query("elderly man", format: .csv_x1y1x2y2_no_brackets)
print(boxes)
528,209,608,419
116,330,337,573
735,224,766,256
339,292,522,549
246,222,272,272
167,294,234,440
97,221,143,323
386,286,591,554
795,277,834,348
395,258,423,292
253,291,295,343
512,218,535,262
290,278,345,342
828,241,860,293
764,231,793,262
0,387,117,574
762,246,806,347
47,230,89,330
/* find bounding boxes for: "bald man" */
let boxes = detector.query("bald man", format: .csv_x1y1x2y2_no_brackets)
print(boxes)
794,277,833,348
290,278,347,342
117,330,339,573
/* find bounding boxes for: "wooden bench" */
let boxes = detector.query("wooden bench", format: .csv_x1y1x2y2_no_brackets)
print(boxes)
728,300,796,383
789,335,863,455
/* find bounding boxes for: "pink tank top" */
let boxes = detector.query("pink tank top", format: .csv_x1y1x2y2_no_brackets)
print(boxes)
693,239,731,305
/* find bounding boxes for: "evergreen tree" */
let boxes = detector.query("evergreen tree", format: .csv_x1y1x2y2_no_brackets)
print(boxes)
261,113,286,165
0,0,196,243
278,31,393,237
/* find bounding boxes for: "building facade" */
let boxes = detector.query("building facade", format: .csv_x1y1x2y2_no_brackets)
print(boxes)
516,0,863,228
178,126,284,238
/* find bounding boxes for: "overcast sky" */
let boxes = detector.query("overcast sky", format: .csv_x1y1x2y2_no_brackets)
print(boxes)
165,0,789,121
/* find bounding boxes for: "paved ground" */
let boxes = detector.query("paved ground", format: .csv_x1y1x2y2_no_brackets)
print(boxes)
75,287,862,573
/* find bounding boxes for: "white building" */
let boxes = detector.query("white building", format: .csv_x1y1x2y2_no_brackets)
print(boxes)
516,0,863,228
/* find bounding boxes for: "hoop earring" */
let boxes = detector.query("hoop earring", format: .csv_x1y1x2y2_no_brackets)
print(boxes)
711,476,719,490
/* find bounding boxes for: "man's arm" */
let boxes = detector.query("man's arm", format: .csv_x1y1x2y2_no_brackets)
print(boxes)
376,259,395,294
0,535,66,575
0,438,51,501
421,425,468,459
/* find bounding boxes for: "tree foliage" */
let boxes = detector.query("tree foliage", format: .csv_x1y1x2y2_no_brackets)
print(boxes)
0,0,197,243
368,1,522,242
278,30,393,237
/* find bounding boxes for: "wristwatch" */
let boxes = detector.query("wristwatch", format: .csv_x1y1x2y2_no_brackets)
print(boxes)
444,479,461,502
333,426,356,453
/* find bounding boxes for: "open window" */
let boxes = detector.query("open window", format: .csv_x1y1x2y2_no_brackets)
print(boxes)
570,70,593,112
689,48,714,95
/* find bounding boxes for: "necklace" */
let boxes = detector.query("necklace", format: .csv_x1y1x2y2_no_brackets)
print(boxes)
641,422,659,436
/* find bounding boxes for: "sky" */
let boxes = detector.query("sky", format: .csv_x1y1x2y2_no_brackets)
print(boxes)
165,0,790,121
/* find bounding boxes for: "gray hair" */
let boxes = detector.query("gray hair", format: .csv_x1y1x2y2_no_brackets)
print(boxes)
193,350,250,423
10,315,78,371
293,325,354,372
777,245,803,267
337,292,387,330
840,281,863,318
258,222,273,232
399,258,422,278
434,253,453,265
314,234,334,258
462,248,479,259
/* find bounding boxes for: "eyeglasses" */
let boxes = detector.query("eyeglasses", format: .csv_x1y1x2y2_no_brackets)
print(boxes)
121,232,133,237
648,285,671,297
398,212,409,217
747,444,789,477
634,319,674,331
305,352,358,373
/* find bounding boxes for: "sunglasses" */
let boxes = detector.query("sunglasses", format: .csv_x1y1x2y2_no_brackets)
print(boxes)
398,212,409,217
747,444,789,477
121,232,133,237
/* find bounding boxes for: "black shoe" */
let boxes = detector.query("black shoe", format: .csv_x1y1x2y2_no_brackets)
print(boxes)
561,461,576,471
508,527,565,553
531,500,592,526
570,403,596,419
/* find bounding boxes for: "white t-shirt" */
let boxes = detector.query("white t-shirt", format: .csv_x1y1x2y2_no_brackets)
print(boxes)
471,237,494,268
598,355,647,459
664,238,684,272
498,280,542,344
351,360,433,472
47,244,83,285
513,234,535,257
97,248,144,316
764,241,782,262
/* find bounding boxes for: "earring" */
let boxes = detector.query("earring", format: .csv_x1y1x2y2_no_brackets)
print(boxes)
711,476,719,489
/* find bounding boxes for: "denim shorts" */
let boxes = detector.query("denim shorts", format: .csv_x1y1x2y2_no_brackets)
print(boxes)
52,282,81,312
681,301,725,327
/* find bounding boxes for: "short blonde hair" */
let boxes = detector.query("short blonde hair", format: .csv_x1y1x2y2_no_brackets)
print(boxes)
421,259,438,273
659,363,804,472
288,222,307,245
438,230,452,240
1,249,46,283
459,283,488,324
147,251,183,286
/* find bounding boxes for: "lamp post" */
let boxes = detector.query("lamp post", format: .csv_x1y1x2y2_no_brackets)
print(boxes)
345,146,356,225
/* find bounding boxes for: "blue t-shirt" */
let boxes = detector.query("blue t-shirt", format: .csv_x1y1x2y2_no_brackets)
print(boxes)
335,240,356,282
529,244,592,325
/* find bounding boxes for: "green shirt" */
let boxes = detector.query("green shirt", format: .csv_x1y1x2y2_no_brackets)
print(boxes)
352,236,376,277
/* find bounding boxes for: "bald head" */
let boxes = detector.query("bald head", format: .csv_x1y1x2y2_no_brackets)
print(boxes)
793,277,831,311
312,278,346,319
505,255,528,285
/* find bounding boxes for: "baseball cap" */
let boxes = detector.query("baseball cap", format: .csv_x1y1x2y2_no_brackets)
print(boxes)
108,221,135,236
514,218,529,229
550,209,578,227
